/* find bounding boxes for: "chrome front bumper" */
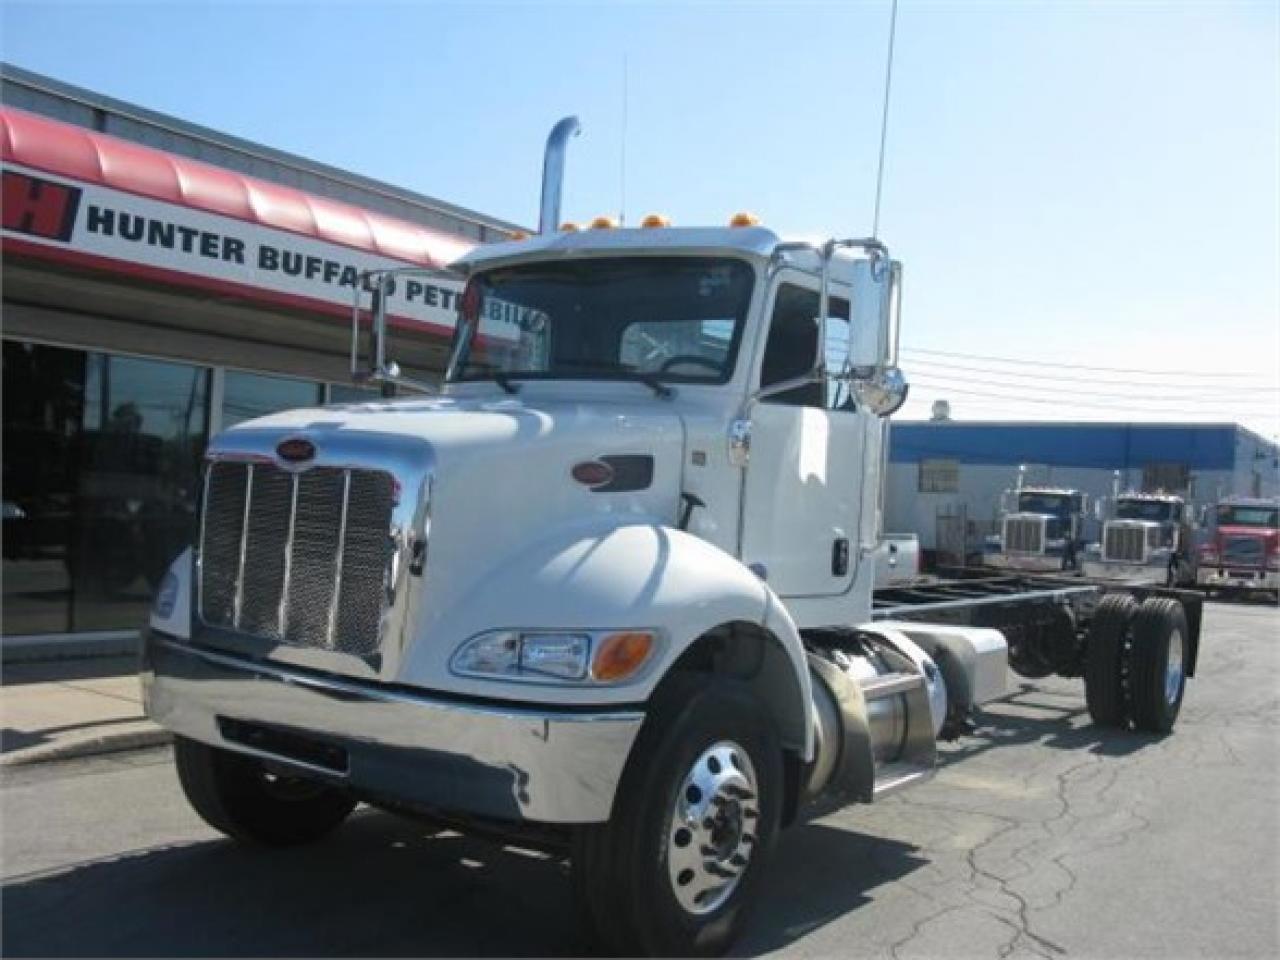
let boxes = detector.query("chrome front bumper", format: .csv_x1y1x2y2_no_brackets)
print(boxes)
1196,568,1279,591
986,552,1066,573
142,632,644,824
1080,559,1164,584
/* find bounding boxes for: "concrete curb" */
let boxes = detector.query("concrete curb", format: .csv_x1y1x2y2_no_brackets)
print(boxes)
2,632,141,665
1,725,172,767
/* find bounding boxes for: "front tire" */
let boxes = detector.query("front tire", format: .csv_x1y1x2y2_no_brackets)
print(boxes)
572,675,783,957
174,737,356,846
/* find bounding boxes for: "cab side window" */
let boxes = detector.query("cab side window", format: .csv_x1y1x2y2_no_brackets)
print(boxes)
759,284,852,409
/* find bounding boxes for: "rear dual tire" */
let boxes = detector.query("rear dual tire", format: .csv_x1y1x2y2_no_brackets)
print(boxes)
1084,594,1188,734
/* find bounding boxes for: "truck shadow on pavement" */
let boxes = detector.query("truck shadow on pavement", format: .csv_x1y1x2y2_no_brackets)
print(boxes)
2,806,924,957
942,684,1161,766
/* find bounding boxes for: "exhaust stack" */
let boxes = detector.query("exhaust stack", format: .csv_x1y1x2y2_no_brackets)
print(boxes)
539,116,581,234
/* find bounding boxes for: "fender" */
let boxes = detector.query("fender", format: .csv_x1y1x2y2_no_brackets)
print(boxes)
403,515,815,759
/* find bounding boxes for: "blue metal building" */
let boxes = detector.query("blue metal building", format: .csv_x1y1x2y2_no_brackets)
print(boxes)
885,421,1279,554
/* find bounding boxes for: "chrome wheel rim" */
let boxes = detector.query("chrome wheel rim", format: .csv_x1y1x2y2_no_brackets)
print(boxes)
666,740,759,916
1165,627,1185,706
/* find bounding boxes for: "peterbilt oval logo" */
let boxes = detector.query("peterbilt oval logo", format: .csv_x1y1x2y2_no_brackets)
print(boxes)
276,437,316,463
571,460,615,487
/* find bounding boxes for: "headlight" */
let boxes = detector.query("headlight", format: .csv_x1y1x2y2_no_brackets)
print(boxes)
153,571,179,619
451,629,655,684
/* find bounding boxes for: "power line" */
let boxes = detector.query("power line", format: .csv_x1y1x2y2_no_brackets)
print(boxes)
902,346,1276,379
904,357,1280,391
908,379,1272,416
908,371,1280,403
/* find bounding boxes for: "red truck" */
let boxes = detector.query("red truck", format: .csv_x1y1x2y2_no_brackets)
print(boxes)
1196,497,1280,602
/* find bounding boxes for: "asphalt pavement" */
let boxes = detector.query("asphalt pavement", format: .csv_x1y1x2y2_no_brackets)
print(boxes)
2,600,1276,958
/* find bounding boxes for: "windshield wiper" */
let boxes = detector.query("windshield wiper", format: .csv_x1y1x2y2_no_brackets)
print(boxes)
554,359,673,399
634,373,673,399
492,372,521,395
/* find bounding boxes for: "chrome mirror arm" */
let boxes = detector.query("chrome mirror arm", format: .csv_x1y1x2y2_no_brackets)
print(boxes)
351,265,463,396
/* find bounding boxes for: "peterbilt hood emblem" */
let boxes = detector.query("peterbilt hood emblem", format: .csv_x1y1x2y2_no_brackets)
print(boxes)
277,436,317,463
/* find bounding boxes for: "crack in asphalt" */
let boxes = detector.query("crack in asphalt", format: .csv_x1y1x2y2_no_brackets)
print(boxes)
883,748,1147,958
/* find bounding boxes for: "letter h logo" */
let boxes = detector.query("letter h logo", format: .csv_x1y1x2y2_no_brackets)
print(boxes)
2,171,82,242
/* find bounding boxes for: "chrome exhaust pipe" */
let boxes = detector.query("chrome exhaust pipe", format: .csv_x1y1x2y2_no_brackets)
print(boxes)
539,116,581,234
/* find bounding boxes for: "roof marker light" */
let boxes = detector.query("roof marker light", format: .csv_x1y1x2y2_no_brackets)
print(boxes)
729,212,760,227
560,222,580,233
590,216,618,230
641,214,671,228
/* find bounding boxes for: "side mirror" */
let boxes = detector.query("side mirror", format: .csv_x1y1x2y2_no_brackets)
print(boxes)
841,255,906,417
849,365,908,417
1093,498,1105,521
848,258,894,372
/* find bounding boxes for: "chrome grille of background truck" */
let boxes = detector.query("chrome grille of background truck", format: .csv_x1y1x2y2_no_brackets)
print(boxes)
198,460,396,656
1222,535,1265,568
1103,524,1147,563
1004,516,1045,554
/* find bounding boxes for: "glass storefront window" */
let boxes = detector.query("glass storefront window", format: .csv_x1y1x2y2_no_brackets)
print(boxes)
2,342,86,636
327,382,382,405
3,342,209,635
222,370,323,430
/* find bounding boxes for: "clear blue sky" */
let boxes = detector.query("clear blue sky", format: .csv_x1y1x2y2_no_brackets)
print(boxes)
4,1,1278,438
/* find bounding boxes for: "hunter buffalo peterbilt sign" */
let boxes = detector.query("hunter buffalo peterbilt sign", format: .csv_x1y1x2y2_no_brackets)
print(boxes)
1,164,465,334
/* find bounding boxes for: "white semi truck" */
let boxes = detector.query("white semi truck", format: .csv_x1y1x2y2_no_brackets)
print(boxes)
1082,489,1199,587
142,120,1204,956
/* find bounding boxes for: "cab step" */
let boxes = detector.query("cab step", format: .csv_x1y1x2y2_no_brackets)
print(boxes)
859,671,925,700
872,761,935,799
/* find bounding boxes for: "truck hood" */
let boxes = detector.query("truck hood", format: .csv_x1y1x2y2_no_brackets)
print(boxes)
211,395,688,662
217,394,686,528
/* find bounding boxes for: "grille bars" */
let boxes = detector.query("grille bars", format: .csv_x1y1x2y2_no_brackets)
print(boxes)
198,460,393,656
277,472,300,639
232,464,255,629
325,470,352,650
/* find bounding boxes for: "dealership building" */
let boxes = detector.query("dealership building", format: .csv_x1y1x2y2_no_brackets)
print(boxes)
1,64,522,646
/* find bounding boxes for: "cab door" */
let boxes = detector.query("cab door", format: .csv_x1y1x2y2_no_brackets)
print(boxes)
739,276,867,598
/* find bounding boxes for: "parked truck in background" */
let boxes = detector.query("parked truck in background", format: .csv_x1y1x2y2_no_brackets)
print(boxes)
1196,497,1279,602
1082,490,1199,587
141,119,1204,956
983,481,1093,574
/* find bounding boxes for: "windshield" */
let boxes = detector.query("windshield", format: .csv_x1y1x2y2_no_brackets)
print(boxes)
447,257,755,386
1018,493,1074,518
1116,499,1176,523
1216,505,1278,529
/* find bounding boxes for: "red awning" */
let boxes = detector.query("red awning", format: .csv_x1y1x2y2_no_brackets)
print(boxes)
0,106,476,268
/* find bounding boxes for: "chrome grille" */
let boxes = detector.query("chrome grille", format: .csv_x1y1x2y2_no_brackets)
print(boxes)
1104,523,1148,563
1004,516,1045,554
1222,535,1265,568
199,461,395,656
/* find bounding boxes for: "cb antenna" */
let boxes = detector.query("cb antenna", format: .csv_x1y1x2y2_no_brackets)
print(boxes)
620,52,629,226
872,0,899,238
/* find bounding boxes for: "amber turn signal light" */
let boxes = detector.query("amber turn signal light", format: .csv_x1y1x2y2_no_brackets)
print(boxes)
591,631,656,682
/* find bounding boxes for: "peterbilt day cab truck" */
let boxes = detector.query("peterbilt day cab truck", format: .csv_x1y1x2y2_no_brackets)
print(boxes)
1082,490,1198,587
983,483,1092,574
142,120,1204,956
1196,497,1280,602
